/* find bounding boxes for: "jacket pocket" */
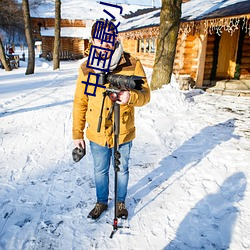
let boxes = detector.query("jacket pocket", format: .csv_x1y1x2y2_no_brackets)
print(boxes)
120,106,134,133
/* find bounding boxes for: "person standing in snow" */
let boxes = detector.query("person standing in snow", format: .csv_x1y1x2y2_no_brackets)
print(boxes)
72,20,150,220
8,46,15,54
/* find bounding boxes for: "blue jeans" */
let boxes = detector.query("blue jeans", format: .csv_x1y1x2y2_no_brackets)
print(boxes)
90,141,132,205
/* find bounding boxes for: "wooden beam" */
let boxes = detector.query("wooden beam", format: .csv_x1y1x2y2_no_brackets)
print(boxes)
195,33,208,87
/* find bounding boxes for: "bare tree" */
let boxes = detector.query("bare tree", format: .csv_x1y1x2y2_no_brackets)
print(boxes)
0,0,23,71
0,0,24,34
151,0,182,90
22,0,35,75
53,0,61,70
0,37,11,71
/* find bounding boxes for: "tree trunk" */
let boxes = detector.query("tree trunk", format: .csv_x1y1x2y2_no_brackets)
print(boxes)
53,0,61,70
151,0,182,90
0,37,11,71
22,0,35,75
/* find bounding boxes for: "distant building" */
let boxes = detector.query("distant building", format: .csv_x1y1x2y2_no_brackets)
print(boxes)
30,1,150,61
30,17,93,60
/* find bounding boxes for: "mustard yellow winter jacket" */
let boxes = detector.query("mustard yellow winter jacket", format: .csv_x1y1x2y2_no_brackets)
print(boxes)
72,52,150,148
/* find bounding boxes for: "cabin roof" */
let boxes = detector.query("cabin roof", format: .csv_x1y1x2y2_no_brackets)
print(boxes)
30,0,151,20
119,8,160,32
182,0,250,21
119,0,250,32
40,27,91,39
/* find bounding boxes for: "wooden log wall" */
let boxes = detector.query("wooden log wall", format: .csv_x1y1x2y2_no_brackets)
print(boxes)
134,53,155,68
41,37,53,58
72,39,88,55
41,37,87,59
61,38,74,52
121,33,200,75
32,17,88,59
173,34,199,80
122,39,137,54
121,39,156,68
32,18,86,29
183,35,198,79
240,35,250,79
173,34,185,75
35,15,250,81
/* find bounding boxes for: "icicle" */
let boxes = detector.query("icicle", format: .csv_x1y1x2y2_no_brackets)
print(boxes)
123,15,250,40
178,15,250,37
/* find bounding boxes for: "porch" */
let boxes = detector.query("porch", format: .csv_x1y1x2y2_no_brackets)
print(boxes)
205,79,250,97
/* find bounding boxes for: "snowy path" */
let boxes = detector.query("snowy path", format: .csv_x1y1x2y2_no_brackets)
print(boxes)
0,59,250,249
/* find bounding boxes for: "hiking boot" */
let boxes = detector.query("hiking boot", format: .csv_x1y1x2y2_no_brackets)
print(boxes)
87,202,108,220
117,202,128,219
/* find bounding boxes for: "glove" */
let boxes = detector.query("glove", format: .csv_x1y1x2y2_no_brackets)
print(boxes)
72,145,86,162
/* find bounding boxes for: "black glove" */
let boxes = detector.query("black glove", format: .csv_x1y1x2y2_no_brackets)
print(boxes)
72,146,86,162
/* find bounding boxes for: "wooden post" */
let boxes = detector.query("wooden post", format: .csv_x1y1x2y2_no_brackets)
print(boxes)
149,39,152,53
155,38,158,52
139,39,142,53
195,33,207,87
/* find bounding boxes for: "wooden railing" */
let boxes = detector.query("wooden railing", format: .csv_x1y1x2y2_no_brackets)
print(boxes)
46,51,83,61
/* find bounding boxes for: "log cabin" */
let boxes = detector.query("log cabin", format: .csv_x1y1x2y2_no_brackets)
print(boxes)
31,17,93,60
119,0,250,92
30,1,151,61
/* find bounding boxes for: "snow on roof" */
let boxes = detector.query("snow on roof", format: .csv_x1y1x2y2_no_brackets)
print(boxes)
31,0,250,35
35,41,42,45
40,27,92,39
30,0,151,20
182,0,250,21
119,8,160,32
119,0,250,32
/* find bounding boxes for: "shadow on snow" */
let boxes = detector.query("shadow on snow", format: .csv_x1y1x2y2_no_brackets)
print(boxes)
164,172,247,249
128,118,240,214
0,100,73,117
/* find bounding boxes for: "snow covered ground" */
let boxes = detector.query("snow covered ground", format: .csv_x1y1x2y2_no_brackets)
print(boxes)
0,50,250,250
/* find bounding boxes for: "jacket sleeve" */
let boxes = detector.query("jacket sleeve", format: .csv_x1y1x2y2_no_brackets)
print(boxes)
72,68,88,140
128,59,150,107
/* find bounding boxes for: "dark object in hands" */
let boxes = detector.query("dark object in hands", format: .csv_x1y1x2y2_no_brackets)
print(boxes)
99,72,144,90
72,146,86,162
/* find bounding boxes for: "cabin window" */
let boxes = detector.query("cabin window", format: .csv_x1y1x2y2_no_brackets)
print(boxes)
150,39,155,53
137,38,145,53
146,39,150,52
137,38,156,54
